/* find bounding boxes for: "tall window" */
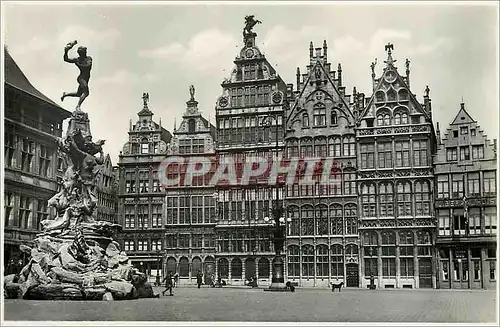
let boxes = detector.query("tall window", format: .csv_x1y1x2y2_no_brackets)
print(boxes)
316,205,328,235
484,207,497,235
126,172,136,193
483,171,496,195
467,173,480,196
139,171,149,193
446,148,458,161
301,245,314,278
36,200,48,231
460,146,470,161
21,138,35,172
188,119,196,133
331,245,344,277
288,246,300,277
328,137,341,157
343,172,356,195
141,139,149,154
288,139,299,158
313,104,326,127
413,140,428,166
288,206,300,236
377,112,390,126
18,196,32,229
415,181,430,216
364,232,378,277
360,143,375,169
394,111,409,125
124,240,135,251
399,231,414,277
378,142,392,168
437,176,449,199
4,133,16,168
381,231,396,278
152,204,162,228
330,110,338,126
301,206,314,235
125,205,135,228
468,208,481,235
314,138,327,157
4,192,14,227
361,184,376,217
438,210,451,236
453,210,466,236
138,240,148,251
151,239,162,251
345,204,357,235
397,182,412,216
302,113,309,128
330,204,343,235
138,204,149,228
38,144,51,176
452,174,464,198
417,231,432,256
379,183,394,217
342,136,355,156
300,138,313,157
316,245,329,277
395,141,410,167
472,145,484,159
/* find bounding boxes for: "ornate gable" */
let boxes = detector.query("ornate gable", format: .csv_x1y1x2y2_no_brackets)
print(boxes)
286,40,355,134
358,43,432,127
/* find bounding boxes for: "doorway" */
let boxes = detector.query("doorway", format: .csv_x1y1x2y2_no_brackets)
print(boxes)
419,258,433,288
346,263,359,287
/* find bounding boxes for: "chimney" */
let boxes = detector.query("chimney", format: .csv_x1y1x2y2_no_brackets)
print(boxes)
323,40,328,61
337,63,342,86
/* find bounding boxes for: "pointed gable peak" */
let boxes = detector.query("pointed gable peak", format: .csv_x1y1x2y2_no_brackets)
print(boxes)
451,102,475,125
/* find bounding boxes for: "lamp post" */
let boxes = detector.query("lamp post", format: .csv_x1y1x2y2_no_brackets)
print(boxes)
261,112,289,291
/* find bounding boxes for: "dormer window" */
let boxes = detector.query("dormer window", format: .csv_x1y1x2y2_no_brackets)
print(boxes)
141,137,149,154
460,127,468,135
331,111,338,126
313,104,326,127
302,113,310,128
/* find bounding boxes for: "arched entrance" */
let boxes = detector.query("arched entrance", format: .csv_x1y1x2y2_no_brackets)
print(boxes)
204,256,215,285
218,258,229,279
231,258,242,280
166,257,177,275
179,257,189,278
192,257,202,277
258,257,270,279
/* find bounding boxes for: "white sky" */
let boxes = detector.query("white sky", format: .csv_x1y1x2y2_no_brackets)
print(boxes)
3,1,499,164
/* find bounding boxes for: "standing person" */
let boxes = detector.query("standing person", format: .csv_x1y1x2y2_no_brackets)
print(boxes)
162,272,174,296
196,269,203,289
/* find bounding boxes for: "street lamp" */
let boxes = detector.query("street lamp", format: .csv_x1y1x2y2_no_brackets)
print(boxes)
261,112,289,291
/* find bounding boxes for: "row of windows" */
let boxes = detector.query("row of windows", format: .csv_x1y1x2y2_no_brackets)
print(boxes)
285,175,356,196
360,181,431,217
129,140,162,155
436,172,496,198
360,140,429,169
217,126,284,146
124,204,163,229
439,248,496,281
374,89,409,103
4,133,55,177
124,171,162,193
178,138,206,154
287,136,356,157
287,204,357,236
4,192,49,230
446,145,485,161
363,230,432,246
437,207,497,236
376,111,417,126
217,228,272,253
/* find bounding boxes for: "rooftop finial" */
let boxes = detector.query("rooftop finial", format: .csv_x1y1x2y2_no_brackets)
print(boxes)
189,85,195,101
425,85,430,97
243,15,261,39
142,92,150,108
384,43,396,65
370,58,377,75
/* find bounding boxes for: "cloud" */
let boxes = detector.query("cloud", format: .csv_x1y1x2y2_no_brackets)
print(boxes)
368,28,411,56
57,25,121,50
138,29,237,74
93,69,138,86
331,36,364,58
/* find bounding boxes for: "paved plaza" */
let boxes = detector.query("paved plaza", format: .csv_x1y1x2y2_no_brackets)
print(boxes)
3,286,497,323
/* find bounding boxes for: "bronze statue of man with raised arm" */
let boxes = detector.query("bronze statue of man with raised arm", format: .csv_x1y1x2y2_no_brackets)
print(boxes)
61,40,93,110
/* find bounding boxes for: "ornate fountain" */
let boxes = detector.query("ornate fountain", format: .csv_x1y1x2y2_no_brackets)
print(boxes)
3,42,157,301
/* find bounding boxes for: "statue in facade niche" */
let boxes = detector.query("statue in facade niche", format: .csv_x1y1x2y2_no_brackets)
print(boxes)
243,15,262,37
61,40,93,111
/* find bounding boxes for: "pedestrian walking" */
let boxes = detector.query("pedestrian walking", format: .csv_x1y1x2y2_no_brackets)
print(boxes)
196,269,203,289
162,272,174,296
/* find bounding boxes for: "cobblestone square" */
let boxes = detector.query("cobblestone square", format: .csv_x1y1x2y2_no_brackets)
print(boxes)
3,287,497,323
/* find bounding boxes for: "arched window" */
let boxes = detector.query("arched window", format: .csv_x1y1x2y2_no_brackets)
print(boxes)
375,91,385,103
192,257,202,275
345,244,359,256
301,205,314,235
363,231,378,277
179,257,189,277
188,119,196,133
415,181,430,216
316,245,329,278
302,113,309,128
397,182,412,216
316,205,328,235
258,257,270,278
331,110,338,125
301,245,314,278
140,137,149,154
417,230,433,256
398,89,409,101
377,112,391,126
313,104,327,127
361,184,376,217
345,203,357,235
218,258,229,278
379,183,394,217
314,137,327,157
288,206,300,236
329,204,343,235
330,244,344,277
394,112,401,125
231,258,242,279
401,112,408,125
328,137,342,157
288,139,299,158
300,138,313,157
166,257,177,275
287,246,300,277
387,89,396,101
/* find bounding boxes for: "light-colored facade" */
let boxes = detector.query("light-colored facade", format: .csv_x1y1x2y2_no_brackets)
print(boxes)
284,41,360,287
434,103,497,289
3,50,72,274
355,45,438,289
116,95,171,279
213,23,289,286
163,87,218,285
